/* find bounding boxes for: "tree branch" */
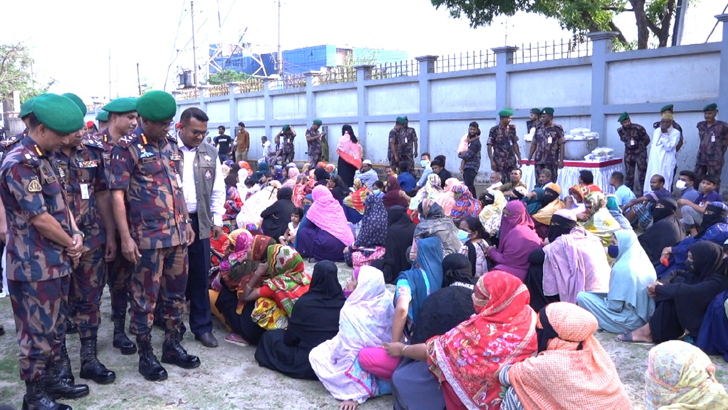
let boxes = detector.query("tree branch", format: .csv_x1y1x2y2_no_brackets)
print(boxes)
608,21,630,45
601,7,634,12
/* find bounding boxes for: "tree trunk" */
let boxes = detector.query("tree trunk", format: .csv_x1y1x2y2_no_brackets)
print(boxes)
630,0,650,49
656,0,676,47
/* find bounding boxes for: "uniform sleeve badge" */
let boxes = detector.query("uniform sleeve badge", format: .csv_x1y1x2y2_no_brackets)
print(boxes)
204,155,211,162
205,169,212,180
27,178,42,193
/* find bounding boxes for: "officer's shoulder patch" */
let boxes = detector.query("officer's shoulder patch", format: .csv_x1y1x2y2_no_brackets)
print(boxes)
117,133,139,148
166,132,178,144
554,124,565,131
27,178,42,193
18,148,40,167
83,135,105,150
0,136,18,148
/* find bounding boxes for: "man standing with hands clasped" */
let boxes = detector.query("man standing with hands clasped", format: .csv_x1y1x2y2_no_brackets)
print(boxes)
110,90,200,382
527,107,565,180
176,107,226,348
617,112,650,195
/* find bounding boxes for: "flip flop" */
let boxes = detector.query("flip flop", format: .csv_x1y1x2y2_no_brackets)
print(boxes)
615,331,653,345
224,333,250,347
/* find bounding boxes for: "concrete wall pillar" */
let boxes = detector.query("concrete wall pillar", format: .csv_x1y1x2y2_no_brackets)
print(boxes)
716,15,728,119
303,71,317,129
587,32,619,145
226,83,237,129
263,77,274,140
491,46,518,111
196,86,208,112
354,65,373,149
415,56,438,155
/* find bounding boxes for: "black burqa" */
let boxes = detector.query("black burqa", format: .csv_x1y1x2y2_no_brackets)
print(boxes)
638,198,685,266
392,253,476,410
371,206,416,284
255,261,345,379
650,241,728,343
329,175,350,202
260,187,295,240
314,167,330,186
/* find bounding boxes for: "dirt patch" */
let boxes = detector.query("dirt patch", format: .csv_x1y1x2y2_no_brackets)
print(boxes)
1,261,727,409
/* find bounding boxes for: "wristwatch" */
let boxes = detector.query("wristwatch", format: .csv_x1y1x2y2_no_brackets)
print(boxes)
184,218,193,224
73,230,85,240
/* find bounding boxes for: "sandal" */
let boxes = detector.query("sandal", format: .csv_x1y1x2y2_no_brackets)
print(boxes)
224,333,250,347
615,331,653,345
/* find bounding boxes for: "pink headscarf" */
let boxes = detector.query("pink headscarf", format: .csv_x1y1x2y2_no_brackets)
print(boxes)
500,200,535,239
305,185,355,246
283,167,300,189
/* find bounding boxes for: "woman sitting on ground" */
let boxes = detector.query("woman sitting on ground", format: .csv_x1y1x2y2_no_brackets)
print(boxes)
328,174,350,202
638,197,685,266
281,164,299,189
344,195,387,269
236,180,281,232
530,182,565,239
383,270,537,410
371,206,416,284
412,199,462,257
449,183,481,224
391,253,477,410
260,186,295,240
295,185,355,262
617,241,728,344
224,166,244,221
577,230,656,334
478,189,506,239
579,192,622,247
606,194,633,231
499,302,631,410
486,200,542,281
458,217,490,278
382,176,410,210
408,174,444,222
343,178,369,222
309,267,394,410
255,261,345,380
645,340,728,409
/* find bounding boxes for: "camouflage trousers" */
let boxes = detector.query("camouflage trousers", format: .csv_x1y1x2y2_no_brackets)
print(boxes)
625,156,647,195
308,151,322,165
129,245,188,336
107,236,132,316
391,153,415,169
695,164,723,192
70,246,106,339
8,274,70,381
535,164,559,184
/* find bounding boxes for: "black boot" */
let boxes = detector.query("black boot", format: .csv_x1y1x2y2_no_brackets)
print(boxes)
112,312,136,355
79,337,115,384
65,317,77,335
137,334,167,381
57,341,74,385
22,379,71,410
42,361,89,400
0,324,4,336
161,330,200,369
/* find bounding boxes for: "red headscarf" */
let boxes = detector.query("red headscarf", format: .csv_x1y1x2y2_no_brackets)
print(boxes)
383,176,409,209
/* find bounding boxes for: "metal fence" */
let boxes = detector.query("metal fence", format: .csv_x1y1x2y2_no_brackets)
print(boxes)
316,66,357,85
371,60,419,79
435,50,496,73
208,84,230,97
513,37,592,64
176,88,199,100
236,78,265,93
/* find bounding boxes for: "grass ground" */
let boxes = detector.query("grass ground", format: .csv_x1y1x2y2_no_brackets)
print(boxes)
1,261,727,409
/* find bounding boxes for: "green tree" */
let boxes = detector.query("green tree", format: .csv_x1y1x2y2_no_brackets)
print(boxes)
207,69,253,85
431,0,685,49
0,42,54,103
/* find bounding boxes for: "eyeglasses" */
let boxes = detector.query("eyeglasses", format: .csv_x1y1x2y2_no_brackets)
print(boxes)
190,129,209,137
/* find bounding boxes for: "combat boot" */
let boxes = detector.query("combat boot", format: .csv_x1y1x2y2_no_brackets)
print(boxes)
112,311,136,355
42,361,89,400
161,330,200,369
137,334,167,381
64,317,77,335
79,337,115,384
0,324,5,336
22,379,71,410
57,341,74,385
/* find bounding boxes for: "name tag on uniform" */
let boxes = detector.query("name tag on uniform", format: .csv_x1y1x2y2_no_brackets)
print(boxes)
711,135,716,143
630,139,635,146
142,157,157,164
103,153,110,160
170,154,182,161
404,137,408,144
78,160,98,168
547,137,552,144
80,183,90,199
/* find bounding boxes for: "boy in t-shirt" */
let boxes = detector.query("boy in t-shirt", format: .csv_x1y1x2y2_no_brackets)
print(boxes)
280,207,303,245
678,174,722,236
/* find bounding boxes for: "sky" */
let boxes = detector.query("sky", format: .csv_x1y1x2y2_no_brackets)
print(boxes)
1,0,725,104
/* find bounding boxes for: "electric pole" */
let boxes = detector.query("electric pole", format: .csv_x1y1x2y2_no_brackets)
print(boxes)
137,63,142,96
277,0,282,75
191,0,199,87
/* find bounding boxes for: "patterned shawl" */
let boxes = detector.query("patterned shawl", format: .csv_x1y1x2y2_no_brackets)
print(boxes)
344,179,369,214
305,185,355,246
259,245,311,316
646,340,728,410
451,184,481,221
410,173,443,211
336,132,362,168
282,166,299,189
354,195,388,256
427,270,537,410
581,192,622,247
236,183,279,228
508,302,631,410
479,190,506,236
532,183,566,225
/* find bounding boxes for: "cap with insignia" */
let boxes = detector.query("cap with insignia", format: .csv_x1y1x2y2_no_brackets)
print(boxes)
33,93,85,134
660,104,674,113
96,110,109,122
136,91,176,121
498,108,514,117
62,93,87,116
103,97,137,114
703,103,718,112
542,107,555,115
313,119,322,126
618,112,629,123
396,116,407,125
19,98,35,119
530,108,541,115
282,124,290,132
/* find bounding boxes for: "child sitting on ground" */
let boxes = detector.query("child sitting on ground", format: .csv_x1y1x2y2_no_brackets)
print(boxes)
279,207,304,245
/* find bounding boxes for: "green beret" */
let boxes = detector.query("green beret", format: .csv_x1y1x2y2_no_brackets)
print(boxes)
61,93,86,116
396,116,407,125
618,112,629,123
313,119,322,126
19,98,35,119
103,97,137,114
498,108,514,118
542,107,555,115
282,124,290,132
704,103,718,112
136,91,176,121
660,104,674,113
33,93,84,134
530,108,541,115
96,110,109,121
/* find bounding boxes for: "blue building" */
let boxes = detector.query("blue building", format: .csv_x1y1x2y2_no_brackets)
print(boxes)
209,44,408,76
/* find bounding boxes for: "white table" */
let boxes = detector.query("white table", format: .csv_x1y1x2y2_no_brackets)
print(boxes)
520,158,625,198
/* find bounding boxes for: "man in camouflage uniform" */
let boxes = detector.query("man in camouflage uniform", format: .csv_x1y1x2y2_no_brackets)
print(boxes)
306,119,325,164
390,116,418,168
277,124,296,164
617,112,650,195
527,107,565,180
96,110,109,131
694,103,728,188
487,109,521,184
654,104,684,153
96,97,139,356
110,90,200,382
0,93,90,409
526,108,541,135
57,93,118,385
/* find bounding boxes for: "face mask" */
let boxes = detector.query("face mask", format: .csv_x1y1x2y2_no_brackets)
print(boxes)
457,229,471,242
675,180,687,190
420,160,429,168
684,260,695,273
607,245,620,259
372,189,381,195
